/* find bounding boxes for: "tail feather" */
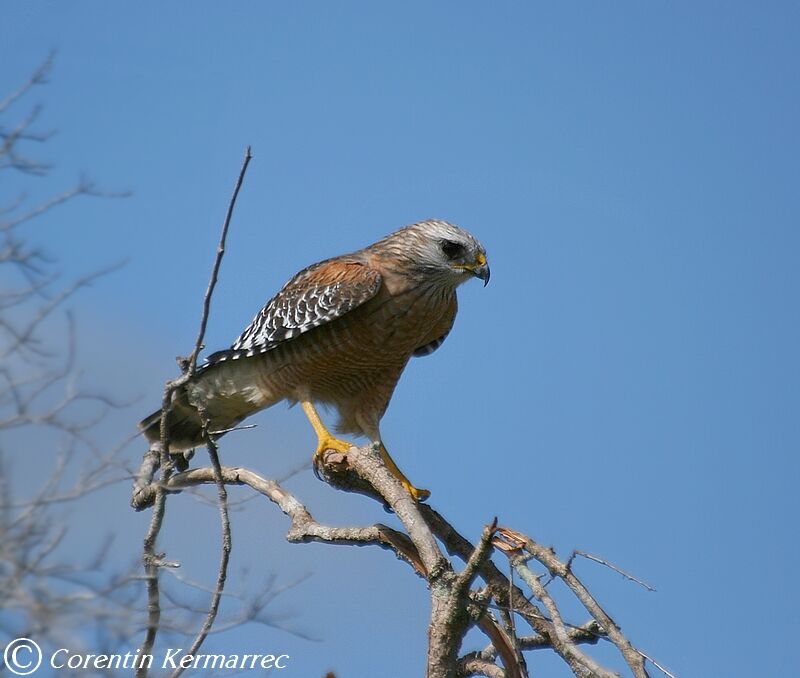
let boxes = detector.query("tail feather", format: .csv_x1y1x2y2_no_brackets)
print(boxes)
139,359,271,450
138,387,207,450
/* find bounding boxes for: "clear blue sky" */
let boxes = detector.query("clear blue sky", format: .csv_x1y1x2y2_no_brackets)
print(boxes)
2,2,798,677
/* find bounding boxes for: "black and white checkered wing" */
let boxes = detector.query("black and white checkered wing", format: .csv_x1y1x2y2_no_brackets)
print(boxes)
204,259,382,366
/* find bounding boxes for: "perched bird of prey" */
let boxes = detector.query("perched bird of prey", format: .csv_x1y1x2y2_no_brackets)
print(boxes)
139,219,489,500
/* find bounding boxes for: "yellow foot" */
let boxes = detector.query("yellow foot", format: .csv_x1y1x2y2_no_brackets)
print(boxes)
302,400,354,467
378,443,430,502
300,399,431,502
312,435,354,464
403,482,431,503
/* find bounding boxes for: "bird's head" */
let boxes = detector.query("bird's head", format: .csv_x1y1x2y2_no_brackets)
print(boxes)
377,219,490,287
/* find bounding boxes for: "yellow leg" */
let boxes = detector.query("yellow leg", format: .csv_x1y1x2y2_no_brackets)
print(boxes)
379,443,430,502
301,401,430,502
301,401,353,460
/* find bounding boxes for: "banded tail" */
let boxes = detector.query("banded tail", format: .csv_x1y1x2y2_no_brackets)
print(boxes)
138,386,212,450
138,358,270,451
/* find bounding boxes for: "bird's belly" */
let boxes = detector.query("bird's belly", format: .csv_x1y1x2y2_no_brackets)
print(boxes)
250,285,454,434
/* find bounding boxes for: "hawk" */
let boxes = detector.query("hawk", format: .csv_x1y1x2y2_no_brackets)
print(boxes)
139,219,489,500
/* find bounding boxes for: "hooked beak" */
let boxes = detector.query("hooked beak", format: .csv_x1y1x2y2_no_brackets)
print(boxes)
473,263,490,286
469,252,490,286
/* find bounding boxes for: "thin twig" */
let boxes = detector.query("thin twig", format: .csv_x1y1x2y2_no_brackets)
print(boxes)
136,146,252,676
571,550,656,592
0,52,54,114
137,453,169,678
637,649,679,678
184,146,252,374
168,418,231,678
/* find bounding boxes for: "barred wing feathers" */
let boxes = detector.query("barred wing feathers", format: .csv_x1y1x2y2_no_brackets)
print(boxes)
204,259,382,366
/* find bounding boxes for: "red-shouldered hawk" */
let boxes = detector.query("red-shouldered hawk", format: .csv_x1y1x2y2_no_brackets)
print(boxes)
139,219,489,500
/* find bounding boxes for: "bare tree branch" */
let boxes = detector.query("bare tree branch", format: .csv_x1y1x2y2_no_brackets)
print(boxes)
496,527,653,678
166,420,230,678
507,555,617,678
456,655,506,678
136,146,252,677
0,52,54,114
0,56,144,664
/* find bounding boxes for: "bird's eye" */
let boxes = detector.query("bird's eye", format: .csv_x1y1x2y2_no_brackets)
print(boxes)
440,239,466,260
